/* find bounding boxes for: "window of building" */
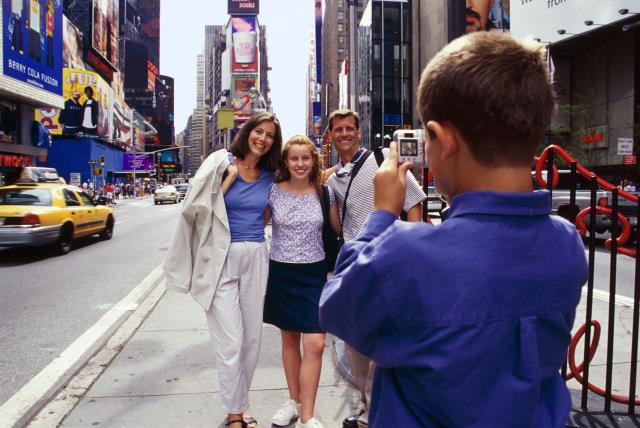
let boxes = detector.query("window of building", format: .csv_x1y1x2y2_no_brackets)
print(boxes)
338,36,345,44
0,101,18,144
338,0,345,7
338,23,344,32
338,48,345,56
338,11,345,20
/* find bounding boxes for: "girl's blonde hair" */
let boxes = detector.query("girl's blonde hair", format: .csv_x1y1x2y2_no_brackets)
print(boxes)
275,135,324,195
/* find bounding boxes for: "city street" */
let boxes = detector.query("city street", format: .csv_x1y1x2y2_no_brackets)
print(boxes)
0,197,180,405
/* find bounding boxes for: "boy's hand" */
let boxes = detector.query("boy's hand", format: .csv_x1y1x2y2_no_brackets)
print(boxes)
374,142,412,216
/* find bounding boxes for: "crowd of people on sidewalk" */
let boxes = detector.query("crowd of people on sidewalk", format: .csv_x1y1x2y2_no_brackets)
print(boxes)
79,181,155,204
163,32,588,428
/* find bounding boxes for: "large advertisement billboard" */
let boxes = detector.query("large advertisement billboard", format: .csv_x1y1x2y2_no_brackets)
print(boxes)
62,16,84,69
88,0,118,80
228,0,259,15
511,0,631,44
231,75,265,121
465,0,509,34
2,0,63,95
35,68,111,138
231,16,258,73
123,152,152,171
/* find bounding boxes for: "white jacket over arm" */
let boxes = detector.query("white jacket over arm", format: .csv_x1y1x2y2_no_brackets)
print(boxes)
163,150,232,311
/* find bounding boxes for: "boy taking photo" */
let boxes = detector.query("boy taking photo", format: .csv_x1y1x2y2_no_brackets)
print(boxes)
320,32,588,427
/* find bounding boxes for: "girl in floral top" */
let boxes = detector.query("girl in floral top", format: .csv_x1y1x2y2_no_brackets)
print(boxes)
264,135,340,428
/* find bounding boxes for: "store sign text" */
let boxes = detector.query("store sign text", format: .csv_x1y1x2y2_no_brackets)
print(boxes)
0,154,32,167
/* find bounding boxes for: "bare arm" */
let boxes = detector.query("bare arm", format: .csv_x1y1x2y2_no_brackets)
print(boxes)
406,203,423,222
264,206,272,227
329,199,341,235
220,162,238,195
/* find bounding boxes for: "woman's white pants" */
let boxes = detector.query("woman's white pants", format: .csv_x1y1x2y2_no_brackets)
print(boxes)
205,241,269,414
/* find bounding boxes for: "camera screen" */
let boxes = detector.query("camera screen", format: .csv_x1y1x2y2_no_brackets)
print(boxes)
399,139,418,156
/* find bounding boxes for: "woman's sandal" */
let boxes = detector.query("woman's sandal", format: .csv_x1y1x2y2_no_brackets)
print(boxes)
243,416,258,428
224,416,257,427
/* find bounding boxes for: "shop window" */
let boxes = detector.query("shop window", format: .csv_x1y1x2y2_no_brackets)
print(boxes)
0,101,18,144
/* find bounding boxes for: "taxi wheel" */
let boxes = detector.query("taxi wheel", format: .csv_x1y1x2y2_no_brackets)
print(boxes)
55,223,73,255
100,215,114,240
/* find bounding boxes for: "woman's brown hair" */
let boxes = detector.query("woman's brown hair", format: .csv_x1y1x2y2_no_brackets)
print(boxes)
275,135,324,195
230,112,283,172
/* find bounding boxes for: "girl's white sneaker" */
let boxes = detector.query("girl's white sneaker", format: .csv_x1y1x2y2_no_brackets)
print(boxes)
272,399,301,426
297,417,324,428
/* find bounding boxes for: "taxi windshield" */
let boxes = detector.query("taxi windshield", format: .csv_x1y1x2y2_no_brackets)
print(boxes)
0,188,52,206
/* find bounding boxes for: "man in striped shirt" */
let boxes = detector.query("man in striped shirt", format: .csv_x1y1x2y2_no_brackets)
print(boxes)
324,109,426,428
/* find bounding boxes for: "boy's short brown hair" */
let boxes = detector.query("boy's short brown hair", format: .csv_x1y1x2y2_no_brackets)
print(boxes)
328,109,360,130
417,32,555,167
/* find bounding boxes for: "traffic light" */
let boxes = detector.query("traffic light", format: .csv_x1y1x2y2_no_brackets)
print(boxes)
99,155,105,167
93,168,102,176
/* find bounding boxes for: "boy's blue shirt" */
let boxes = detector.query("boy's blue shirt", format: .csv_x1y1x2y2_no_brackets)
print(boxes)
319,190,588,428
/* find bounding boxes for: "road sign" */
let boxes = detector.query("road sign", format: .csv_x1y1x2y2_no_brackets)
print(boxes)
69,173,81,186
618,138,633,156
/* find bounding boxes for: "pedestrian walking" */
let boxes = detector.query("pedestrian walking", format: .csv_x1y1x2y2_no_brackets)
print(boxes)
323,109,426,428
263,136,340,428
163,112,283,428
105,183,114,205
319,31,589,427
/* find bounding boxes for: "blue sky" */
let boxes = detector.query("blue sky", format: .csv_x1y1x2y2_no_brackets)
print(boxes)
160,0,315,141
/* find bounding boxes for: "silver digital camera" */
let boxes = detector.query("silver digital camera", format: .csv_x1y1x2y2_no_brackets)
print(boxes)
393,129,426,167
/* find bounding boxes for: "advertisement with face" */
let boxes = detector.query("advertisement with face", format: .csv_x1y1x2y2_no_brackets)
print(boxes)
62,16,83,69
231,16,258,73
511,0,631,44
465,0,510,34
2,0,63,95
35,68,111,137
228,0,259,15
110,96,131,146
91,0,119,69
231,75,264,120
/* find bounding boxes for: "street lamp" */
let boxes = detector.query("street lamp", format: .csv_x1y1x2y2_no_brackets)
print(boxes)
557,29,576,36
619,9,640,15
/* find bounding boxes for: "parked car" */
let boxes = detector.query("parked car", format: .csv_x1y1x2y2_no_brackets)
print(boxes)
154,185,178,204
0,178,115,254
175,183,189,201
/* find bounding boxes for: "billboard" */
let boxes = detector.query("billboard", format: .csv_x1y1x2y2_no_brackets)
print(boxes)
35,68,111,137
465,0,509,34
231,16,258,73
62,16,84,69
2,0,63,95
511,0,632,44
90,0,119,75
231,75,265,120
123,152,153,171
111,99,131,146
228,0,259,15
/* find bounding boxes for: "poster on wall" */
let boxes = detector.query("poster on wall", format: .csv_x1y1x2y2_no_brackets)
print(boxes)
62,16,83,69
231,75,265,120
110,99,131,146
91,0,119,70
231,16,258,73
35,68,111,138
511,0,630,44
465,0,509,34
2,0,63,95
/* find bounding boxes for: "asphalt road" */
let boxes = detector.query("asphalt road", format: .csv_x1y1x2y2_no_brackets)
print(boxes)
0,197,180,405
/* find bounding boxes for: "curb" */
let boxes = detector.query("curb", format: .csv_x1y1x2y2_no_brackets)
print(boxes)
0,266,165,428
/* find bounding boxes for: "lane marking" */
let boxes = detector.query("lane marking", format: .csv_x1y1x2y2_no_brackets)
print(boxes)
0,266,165,428
583,288,635,308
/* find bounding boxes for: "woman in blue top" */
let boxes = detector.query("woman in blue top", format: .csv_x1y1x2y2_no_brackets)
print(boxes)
211,112,283,428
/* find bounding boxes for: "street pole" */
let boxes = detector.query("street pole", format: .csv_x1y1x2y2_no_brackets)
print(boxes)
131,109,137,197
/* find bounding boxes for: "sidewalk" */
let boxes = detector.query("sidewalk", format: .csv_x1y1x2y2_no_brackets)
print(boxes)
45,283,360,428
26,276,640,427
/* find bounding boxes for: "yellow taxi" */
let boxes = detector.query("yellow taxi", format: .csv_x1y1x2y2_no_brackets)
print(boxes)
0,168,115,255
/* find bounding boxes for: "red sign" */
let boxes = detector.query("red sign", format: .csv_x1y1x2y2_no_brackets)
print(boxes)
0,154,33,167
581,132,604,145
624,155,637,165
86,49,114,82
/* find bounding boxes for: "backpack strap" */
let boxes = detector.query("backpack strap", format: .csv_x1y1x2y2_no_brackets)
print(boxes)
373,146,385,167
340,150,373,237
